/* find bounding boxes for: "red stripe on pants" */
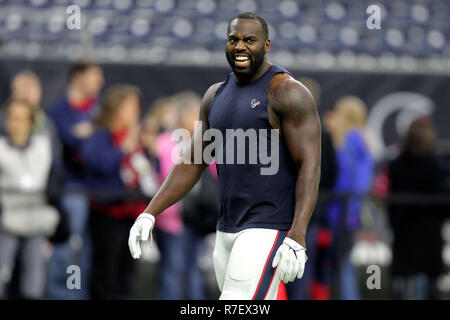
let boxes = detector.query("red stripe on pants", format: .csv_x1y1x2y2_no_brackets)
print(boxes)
252,230,280,300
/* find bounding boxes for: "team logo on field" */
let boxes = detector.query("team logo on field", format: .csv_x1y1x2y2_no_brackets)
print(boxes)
250,99,260,108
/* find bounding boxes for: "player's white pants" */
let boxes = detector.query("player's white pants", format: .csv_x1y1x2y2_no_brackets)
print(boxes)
213,228,288,300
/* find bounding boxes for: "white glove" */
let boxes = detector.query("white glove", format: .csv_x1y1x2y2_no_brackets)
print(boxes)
128,213,155,259
272,237,308,284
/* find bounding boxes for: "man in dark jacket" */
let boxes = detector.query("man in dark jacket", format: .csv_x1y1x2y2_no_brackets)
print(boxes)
388,117,446,300
47,61,104,299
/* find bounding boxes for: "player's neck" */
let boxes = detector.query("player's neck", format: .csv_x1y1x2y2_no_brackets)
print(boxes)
234,60,272,85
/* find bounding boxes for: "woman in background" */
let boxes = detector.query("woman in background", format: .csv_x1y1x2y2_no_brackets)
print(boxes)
326,96,375,300
145,95,185,299
0,100,58,299
387,117,445,299
83,85,157,299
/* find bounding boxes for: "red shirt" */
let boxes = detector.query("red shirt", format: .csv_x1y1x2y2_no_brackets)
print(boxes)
90,128,148,220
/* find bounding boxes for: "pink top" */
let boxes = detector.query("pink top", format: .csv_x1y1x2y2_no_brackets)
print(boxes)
207,161,218,179
154,131,184,235
154,132,218,235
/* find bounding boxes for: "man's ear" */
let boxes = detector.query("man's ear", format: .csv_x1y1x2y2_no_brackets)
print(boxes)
265,39,271,53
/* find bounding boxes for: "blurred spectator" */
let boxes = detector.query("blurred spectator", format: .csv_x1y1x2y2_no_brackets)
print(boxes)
326,96,375,300
387,117,446,300
150,95,185,299
0,70,41,112
299,78,337,192
151,96,180,133
174,91,220,300
285,77,338,300
0,71,60,154
83,84,157,299
10,71,41,106
140,110,160,161
0,100,58,299
47,61,104,299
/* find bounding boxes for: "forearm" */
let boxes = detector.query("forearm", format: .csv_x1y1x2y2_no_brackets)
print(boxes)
144,161,207,216
288,162,321,248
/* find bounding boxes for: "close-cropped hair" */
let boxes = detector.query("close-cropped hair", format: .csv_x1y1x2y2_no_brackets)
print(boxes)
228,12,269,39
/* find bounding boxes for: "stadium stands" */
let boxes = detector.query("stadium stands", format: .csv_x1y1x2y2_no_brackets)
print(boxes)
0,0,448,71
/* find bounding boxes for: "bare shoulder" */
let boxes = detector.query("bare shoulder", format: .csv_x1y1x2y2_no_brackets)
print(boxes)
268,73,316,118
201,81,224,111
199,81,224,124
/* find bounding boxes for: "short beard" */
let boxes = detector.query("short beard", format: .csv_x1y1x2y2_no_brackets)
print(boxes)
226,48,266,81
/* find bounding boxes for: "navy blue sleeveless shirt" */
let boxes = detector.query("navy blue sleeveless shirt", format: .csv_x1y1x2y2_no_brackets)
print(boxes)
208,64,297,233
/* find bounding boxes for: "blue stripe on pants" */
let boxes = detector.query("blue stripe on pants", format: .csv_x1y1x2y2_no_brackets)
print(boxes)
253,230,287,300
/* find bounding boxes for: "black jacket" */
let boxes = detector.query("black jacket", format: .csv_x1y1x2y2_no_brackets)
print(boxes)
388,152,446,277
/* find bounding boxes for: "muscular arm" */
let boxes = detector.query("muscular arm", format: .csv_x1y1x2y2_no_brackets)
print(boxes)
143,82,222,217
268,75,321,248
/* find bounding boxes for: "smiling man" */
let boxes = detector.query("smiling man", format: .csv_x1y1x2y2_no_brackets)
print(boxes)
128,12,321,300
